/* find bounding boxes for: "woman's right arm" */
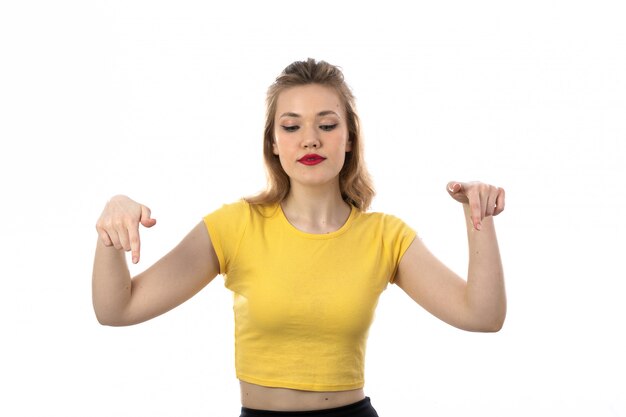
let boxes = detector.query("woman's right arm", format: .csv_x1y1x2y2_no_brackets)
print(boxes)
92,195,220,326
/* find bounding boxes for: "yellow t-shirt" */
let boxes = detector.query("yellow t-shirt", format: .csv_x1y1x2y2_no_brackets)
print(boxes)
203,200,416,391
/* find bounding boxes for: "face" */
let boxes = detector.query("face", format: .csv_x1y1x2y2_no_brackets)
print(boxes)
272,84,352,189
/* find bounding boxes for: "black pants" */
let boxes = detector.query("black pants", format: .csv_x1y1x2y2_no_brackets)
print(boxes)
239,397,379,417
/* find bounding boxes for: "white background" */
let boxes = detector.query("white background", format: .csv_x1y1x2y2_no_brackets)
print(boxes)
1,1,625,416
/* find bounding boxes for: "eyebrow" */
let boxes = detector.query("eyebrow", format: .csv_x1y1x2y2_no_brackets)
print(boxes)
279,110,341,119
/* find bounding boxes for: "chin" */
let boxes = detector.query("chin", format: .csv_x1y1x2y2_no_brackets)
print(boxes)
291,175,340,188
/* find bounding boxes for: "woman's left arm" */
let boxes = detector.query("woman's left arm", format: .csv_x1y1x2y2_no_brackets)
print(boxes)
394,181,506,332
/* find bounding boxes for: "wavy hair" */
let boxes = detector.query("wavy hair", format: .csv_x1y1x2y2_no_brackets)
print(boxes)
245,58,375,211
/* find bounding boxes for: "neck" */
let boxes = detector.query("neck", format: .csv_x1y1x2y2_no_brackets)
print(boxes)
281,182,351,234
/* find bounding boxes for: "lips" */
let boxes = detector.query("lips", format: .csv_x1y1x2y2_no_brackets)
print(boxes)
297,154,326,166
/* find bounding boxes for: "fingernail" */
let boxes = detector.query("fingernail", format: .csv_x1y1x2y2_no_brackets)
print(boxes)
475,222,482,231
132,257,138,264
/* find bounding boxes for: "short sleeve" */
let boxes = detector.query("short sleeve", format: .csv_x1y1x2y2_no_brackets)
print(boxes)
383,215,417,284
203,200,249,275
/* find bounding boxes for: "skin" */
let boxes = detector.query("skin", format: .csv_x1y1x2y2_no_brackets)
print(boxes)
92,84,506,411
272,84,353,234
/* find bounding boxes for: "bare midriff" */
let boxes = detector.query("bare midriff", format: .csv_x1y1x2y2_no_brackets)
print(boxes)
239,380,365,411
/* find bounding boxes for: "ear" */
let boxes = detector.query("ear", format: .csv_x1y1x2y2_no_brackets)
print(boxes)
272,141,279,155
345,139,353,152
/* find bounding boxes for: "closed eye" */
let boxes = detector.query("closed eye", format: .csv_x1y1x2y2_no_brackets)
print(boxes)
320,124,338,131
281,125,299,132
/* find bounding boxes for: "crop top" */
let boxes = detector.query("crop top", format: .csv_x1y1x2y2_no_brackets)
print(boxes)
203,200,416,391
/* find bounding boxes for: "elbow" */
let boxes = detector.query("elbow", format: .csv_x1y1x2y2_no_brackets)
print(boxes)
463,306,506,333
95,313,118,327
96,316,116,327
93,296,134,326
466,320,504,333
94,309,131,327
466,295,507,333
93,305,112,326
476,310,507,333
454,315,506,333
96,317,130,327
482,319,505,333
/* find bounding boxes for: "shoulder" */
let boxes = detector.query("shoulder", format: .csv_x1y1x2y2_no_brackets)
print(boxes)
203,199,251,220
246,201,281,219
355,209,417,244
356,209,414,231
202,199,249,234
205,199,248,215
203,199,282,226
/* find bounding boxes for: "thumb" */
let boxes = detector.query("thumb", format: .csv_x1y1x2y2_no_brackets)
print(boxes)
447,181,462,195
446,181,470,205
140,205,157,228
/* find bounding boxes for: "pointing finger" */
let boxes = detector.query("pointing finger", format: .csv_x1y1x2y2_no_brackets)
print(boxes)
467,188,482,230
128,225,141,264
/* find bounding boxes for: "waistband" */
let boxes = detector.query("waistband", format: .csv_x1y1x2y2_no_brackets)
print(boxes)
240,396,376,417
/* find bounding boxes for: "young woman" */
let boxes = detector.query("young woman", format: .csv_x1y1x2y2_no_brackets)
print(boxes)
93,58,506,417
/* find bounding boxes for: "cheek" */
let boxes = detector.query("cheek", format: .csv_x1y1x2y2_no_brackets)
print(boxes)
337,130,351,152
272,137,289,156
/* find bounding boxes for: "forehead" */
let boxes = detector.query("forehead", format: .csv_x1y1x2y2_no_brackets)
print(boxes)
275,84,345,118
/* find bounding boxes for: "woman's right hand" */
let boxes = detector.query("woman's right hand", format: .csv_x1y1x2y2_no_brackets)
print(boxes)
95,195,157,264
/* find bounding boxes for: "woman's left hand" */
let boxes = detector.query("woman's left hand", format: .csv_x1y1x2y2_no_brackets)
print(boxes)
447,181,505,231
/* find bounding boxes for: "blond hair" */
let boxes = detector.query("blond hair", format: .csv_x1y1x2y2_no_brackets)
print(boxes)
246,58,375,211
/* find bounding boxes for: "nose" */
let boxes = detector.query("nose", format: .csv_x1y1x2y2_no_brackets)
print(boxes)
302,126,320,149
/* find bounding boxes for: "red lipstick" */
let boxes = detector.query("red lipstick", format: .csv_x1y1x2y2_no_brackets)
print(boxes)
297,154,326,166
